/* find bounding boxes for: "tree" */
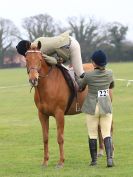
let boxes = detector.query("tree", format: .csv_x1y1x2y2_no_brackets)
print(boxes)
107,22,128,60
108,22,128,46
22,14,57,41
67,16,107,62
0,18,20,67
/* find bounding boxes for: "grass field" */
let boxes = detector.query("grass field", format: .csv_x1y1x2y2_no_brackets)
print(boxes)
0,63,133,177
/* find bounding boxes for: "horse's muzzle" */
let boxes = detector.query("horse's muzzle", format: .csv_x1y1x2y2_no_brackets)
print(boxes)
28,70,39,87
29,78,38,87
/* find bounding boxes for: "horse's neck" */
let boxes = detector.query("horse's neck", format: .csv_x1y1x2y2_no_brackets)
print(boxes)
40,60,51,76
36,62,50,96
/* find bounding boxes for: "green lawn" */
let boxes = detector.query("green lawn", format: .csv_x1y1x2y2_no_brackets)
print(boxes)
0,63,133,177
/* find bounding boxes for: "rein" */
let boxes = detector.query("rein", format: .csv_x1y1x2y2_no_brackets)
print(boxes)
27,66,52,78
39,66,53,78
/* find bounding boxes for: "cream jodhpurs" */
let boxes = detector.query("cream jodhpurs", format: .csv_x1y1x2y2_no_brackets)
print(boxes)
86,104,112,139
69,36,84,77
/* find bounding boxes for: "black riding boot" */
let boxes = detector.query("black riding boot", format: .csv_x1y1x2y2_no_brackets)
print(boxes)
89,138,97,166
104,137,114,167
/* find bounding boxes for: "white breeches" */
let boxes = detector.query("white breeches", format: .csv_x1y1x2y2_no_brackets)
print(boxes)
86,104,112,139
69,36,84,77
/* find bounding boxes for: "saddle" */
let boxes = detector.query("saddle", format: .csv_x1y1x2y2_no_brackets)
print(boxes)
56,64,78,113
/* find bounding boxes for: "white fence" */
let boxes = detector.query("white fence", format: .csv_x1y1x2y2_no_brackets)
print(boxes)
0,84,29,89
115,79,133,87
0,79,133,90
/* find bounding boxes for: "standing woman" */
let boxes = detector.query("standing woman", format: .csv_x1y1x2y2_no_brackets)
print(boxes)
76,50,115,167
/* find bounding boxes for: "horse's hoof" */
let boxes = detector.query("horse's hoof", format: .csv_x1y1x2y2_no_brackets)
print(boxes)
41,161,48,168
97,149,104,157
56,163,64,169
97,153,104,157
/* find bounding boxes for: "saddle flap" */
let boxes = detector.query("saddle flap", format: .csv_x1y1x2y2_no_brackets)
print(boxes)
56,64,77,113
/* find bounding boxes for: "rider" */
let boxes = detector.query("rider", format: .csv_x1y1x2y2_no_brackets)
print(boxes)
76,50,115,167
16,31,85,78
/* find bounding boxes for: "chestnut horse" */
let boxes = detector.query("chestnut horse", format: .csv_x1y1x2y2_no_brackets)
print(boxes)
24,41,112,167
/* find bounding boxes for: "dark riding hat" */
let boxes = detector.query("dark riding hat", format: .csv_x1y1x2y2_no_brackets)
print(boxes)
91,50,107,66
16,40,31,56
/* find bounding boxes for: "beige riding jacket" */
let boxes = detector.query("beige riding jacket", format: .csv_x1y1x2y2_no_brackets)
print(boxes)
33,31,71,63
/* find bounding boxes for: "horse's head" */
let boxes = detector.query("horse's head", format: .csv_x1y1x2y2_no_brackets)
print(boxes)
25,41,42,87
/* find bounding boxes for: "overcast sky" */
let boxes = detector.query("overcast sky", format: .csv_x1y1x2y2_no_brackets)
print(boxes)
0,0,133,41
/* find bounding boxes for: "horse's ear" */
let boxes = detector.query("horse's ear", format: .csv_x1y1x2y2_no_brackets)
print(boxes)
38,41,41,50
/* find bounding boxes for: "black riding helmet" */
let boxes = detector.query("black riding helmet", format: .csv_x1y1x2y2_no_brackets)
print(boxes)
16,40,31,56
91,50,107,66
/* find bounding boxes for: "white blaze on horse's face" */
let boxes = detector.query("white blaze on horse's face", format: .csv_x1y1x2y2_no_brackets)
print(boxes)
28,68,39,87
26,50,42,87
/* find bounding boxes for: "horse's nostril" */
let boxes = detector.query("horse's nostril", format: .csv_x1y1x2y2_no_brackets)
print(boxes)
29,79,34,84
33,80,36,85
29,78,38,86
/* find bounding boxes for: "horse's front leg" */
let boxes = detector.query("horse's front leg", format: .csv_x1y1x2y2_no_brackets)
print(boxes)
55,110,65,168
38,111,49,167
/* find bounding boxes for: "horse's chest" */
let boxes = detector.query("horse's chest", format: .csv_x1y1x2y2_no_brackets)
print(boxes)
37,101,53,116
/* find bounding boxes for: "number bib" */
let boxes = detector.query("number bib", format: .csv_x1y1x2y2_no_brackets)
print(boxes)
98,89,109,97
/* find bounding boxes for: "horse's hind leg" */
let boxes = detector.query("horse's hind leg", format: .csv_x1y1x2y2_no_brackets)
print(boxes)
55,110,65,168
111,120,115,157
98,124,104,157
38,111,49,167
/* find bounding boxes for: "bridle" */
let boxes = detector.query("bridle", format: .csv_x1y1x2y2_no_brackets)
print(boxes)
25,50,53,78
